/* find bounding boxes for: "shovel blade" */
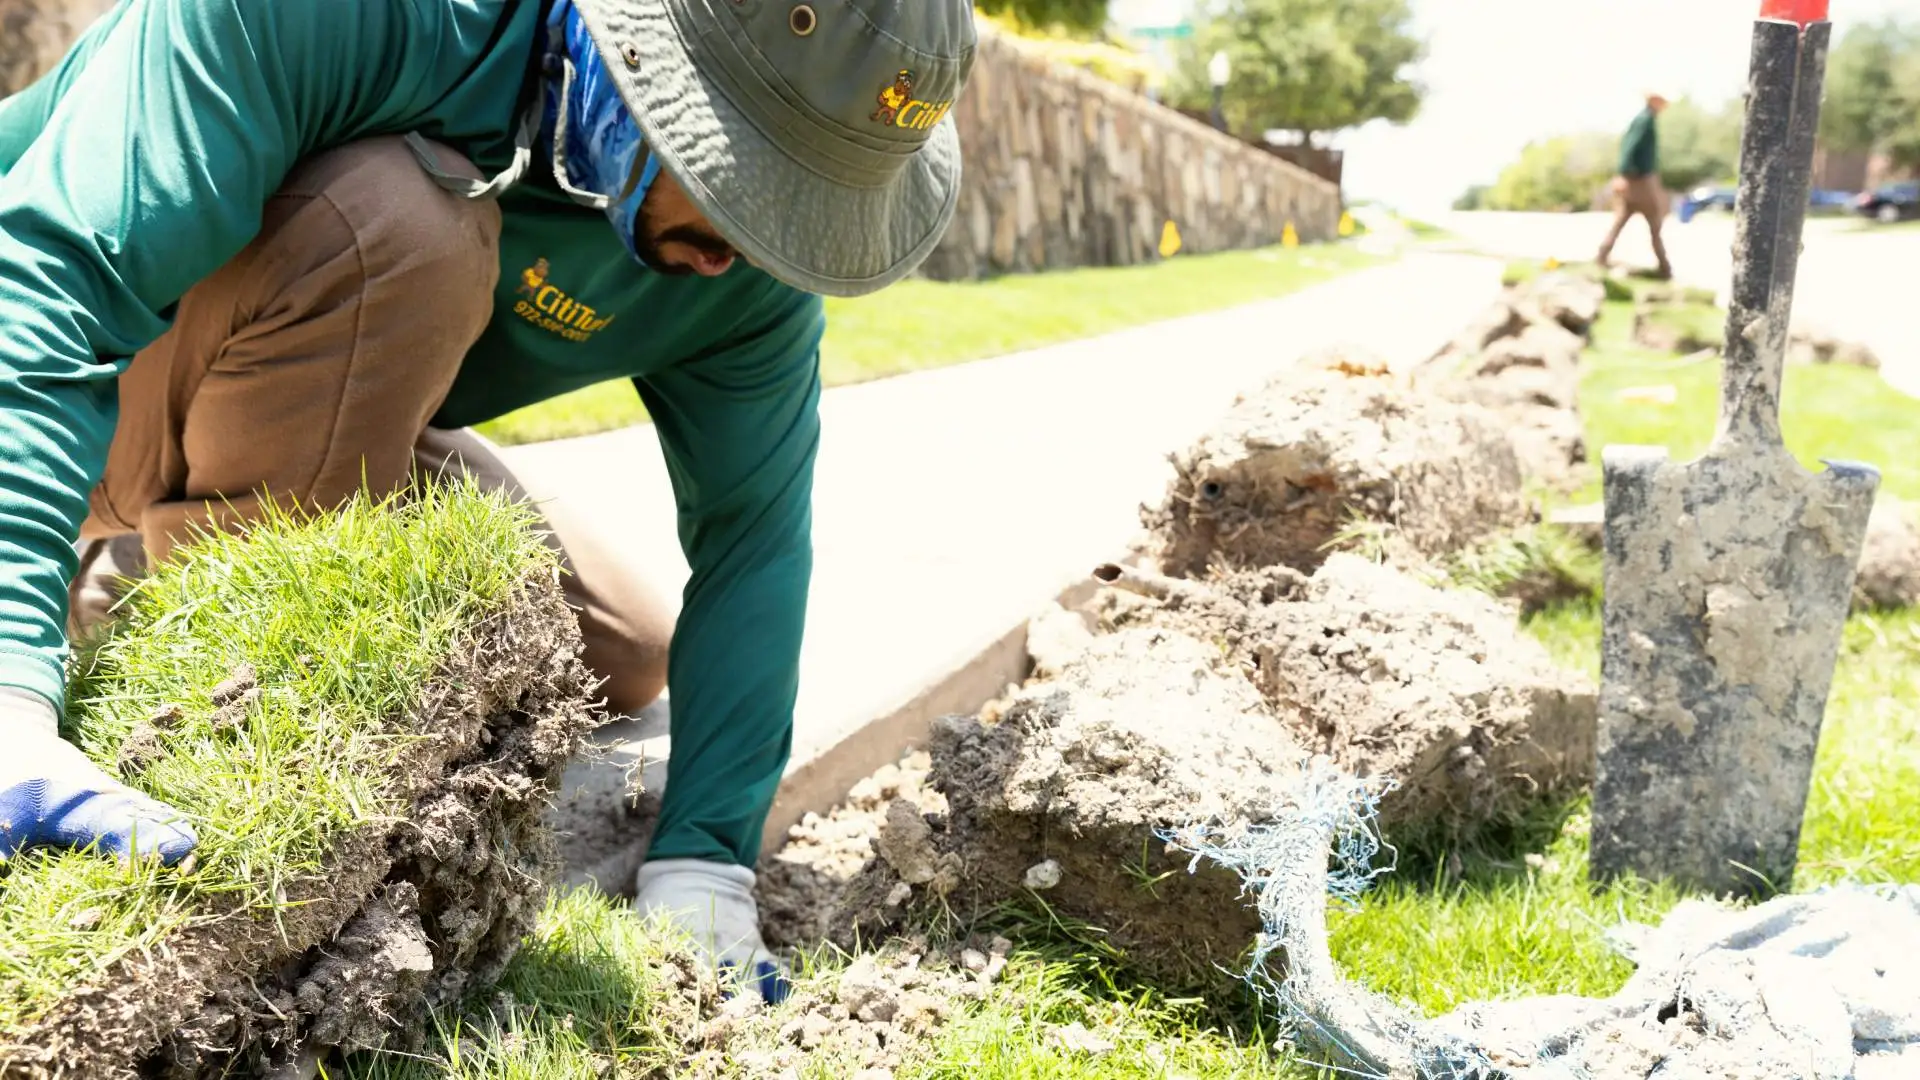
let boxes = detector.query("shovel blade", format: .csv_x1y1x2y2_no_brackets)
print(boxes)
1591,442,1878,897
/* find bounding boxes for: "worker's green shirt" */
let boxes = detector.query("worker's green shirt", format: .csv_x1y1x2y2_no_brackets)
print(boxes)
0,0,823,865
1620,107,1660,179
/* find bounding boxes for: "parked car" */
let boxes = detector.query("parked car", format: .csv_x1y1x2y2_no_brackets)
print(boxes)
1676,185,1736,224
1679,184,1861,223
1810,188,1859,214
1853,181,1920,224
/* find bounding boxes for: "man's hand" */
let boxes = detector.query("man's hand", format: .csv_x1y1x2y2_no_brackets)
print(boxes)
1612,175,1631,197
635,858,792,1004
0,688,198,864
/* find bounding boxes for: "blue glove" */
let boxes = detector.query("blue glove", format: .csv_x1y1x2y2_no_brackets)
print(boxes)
635,858,792,1004
0,688,198,864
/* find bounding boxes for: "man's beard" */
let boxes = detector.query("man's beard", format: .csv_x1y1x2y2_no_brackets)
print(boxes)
632,195,737,277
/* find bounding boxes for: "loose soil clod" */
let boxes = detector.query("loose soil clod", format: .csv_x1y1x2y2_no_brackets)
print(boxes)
1108,555,1597,831
1855,498,1920,611
1143,367,1532,579
1419,271,1606,488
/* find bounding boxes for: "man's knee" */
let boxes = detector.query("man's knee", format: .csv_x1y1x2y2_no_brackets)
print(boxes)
266,136,502,334
100,137,503,556
594,654,669,718
198,139,500,493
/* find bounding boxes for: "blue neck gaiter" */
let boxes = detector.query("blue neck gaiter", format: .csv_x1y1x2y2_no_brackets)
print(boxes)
540,0,664,268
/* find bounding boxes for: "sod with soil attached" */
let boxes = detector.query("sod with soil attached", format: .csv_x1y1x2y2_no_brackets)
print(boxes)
0,482,598,1078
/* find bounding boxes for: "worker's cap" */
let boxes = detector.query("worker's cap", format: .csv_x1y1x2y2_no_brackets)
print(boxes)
571,0,977,298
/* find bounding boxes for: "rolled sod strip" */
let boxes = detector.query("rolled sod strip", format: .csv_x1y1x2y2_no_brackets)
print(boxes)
0,482,600,1079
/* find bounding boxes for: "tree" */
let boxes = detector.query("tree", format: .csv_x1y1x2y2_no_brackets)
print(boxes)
1819,19,1916,155
973,0,1110,36
1483,133,1619,212
1453,185,1491,212
1657,97,1744,192
1163,0,1427,143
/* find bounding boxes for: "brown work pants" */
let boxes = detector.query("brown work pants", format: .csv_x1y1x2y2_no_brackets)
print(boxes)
1596,175,1673,277
70,137,673,715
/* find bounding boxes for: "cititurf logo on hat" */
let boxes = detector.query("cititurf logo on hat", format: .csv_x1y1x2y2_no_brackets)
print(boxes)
871,70,954,131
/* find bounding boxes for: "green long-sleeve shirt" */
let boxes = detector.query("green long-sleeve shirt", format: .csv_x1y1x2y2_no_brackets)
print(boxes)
0,0,823,866
1620,106,1660,179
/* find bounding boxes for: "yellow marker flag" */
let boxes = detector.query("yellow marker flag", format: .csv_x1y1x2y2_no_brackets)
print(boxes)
1282,222,1300,248
1544,256,1563,270
1338,211,1356,237
1159,220,1182,258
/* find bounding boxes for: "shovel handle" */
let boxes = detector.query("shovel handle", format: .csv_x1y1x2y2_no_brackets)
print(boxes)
1760,0,1828,26
1718,14,1830,448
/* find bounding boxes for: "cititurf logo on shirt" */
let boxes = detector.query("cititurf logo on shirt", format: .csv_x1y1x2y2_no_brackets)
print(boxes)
515,258,615,343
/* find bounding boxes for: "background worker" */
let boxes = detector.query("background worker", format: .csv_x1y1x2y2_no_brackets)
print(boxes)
1597,89,1675,280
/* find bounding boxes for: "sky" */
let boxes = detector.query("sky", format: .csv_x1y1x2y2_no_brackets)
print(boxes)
1286,0,1917,216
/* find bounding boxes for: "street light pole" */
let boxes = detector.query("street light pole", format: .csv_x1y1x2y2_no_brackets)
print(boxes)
1207,50,1230,133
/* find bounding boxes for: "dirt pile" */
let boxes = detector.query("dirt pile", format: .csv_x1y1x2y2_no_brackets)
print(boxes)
8,576,600,1079
1143,366,1532,579
1855,498,1920,611
1419,271,1606,488
837,625,1303,986
757,752,948,950
770,555,1595,989
1103,556,1597,830
1791,329,1883,370
1419,884,1920,1078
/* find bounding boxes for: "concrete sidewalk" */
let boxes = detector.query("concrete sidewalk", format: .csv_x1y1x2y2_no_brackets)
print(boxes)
511,252,1507,890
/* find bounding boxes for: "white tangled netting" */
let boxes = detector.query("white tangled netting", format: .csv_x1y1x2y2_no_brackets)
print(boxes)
1162,763,1920,1080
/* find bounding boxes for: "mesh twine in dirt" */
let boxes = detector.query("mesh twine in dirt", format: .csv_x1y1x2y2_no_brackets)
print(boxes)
2,573,599,1079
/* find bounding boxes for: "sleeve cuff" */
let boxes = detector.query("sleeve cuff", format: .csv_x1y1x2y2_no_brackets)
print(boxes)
0,650,66,717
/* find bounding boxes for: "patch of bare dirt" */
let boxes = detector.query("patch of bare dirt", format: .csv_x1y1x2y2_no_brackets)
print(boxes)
685,935,1016,1080
7,574,601,1079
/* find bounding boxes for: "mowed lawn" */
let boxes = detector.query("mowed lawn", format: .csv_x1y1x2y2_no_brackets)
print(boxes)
477,243,1383,445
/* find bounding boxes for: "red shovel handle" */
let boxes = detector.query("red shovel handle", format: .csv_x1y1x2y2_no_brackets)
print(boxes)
1760,0,1829,26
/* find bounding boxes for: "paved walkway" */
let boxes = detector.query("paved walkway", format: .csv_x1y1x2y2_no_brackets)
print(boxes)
509,252,1506,885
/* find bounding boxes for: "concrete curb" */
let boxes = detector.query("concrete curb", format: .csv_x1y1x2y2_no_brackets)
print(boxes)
757,567,1113,864
546,562,1120,896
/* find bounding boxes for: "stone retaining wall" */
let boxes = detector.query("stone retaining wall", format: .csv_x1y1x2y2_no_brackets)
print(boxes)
920,24,1345,281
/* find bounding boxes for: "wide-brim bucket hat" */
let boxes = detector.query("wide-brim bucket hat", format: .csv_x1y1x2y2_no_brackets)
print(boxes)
571,0,977,298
